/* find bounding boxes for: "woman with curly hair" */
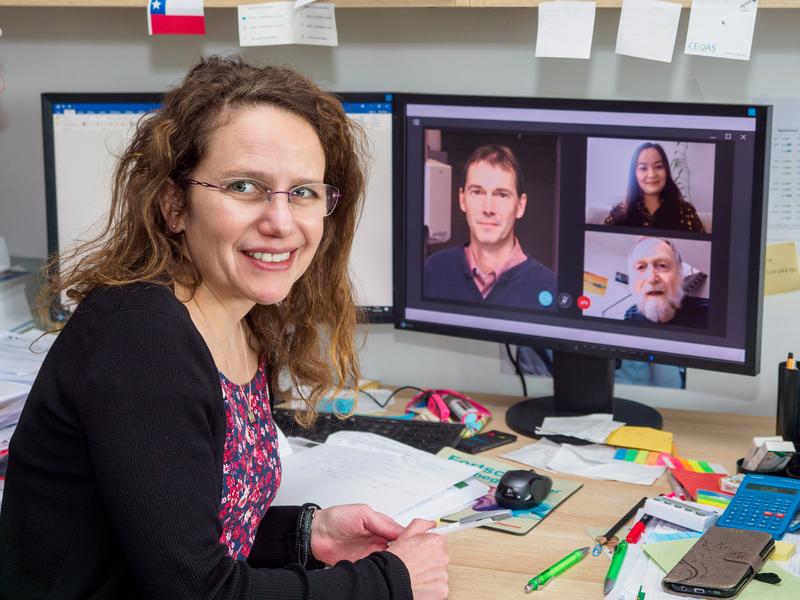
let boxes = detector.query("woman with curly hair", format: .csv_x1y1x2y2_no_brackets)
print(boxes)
0,56,446,600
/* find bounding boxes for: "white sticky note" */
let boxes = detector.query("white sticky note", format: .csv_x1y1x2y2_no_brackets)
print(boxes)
535,1,597,60
615,0,682,63
685,0,758,61
238,1,337,47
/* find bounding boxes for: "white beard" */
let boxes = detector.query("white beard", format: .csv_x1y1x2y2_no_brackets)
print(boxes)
637,285,685,323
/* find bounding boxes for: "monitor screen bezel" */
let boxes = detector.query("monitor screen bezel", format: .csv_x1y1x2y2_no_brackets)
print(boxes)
392,92,770,376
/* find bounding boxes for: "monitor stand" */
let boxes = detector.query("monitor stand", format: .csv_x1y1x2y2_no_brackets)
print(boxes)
505,350,663,445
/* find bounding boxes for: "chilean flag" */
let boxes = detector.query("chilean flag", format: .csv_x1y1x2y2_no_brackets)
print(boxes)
148,0,206,36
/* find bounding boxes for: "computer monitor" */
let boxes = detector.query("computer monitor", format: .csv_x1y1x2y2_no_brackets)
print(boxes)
41,92,395,321
394,93,771,440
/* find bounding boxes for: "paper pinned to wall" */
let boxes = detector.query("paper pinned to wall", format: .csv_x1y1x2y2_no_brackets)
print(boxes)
615,0,682,63
764,242,800,295
535,1,596,60
238,1,338,47
759,98,800,241
684,0,758,61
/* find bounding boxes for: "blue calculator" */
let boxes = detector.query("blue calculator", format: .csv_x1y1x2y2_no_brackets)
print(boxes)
717,474,800,540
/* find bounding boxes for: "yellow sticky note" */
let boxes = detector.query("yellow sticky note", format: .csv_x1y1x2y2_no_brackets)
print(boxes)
764,242,800,295
606,426,674,454
772,541,796,561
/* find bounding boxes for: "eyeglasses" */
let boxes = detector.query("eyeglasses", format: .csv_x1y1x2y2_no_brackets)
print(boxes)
182,177,340,218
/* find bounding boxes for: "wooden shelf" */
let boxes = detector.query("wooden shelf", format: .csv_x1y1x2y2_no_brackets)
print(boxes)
0,0,798,7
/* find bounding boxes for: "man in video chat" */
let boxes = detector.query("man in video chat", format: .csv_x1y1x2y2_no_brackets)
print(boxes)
624,237,709,327
424,144,556,309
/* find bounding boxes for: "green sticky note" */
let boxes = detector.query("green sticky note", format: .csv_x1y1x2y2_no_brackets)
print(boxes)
698,461,714,473
643,539,800,600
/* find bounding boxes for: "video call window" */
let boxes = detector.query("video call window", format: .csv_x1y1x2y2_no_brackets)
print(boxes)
421,129,559,311
582,232,711,330
585,138,715,234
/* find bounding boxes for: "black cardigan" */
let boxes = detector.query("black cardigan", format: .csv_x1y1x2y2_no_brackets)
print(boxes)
0,283,412,600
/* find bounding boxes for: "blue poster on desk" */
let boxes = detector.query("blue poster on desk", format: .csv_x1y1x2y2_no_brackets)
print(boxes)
437,448,582,535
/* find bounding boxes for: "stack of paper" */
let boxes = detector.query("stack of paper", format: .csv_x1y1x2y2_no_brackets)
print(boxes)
535,413,625,443
0,328,54,385
271,432,483,522
503,438,665,485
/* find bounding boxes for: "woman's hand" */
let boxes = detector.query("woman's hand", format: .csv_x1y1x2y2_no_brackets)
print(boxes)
310,504,405,565
386,519,449,600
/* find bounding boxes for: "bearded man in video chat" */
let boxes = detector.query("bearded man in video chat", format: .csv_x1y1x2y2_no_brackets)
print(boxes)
623,237,709,328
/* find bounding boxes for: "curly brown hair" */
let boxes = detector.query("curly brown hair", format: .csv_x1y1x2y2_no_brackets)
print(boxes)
38,55,366,418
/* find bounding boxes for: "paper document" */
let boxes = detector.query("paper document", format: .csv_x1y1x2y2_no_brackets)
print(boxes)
761,98,800,241
238,1,337,47
684,0,758,61
503,438,665,485
764,242,800,295
535,1,597,60
536,413,625,443
271,432,479,517
615,0,681,63
393,477,489,527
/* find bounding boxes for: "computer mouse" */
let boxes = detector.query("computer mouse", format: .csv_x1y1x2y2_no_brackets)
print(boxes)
494,469,553,510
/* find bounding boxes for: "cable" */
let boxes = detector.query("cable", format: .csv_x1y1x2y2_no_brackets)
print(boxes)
505,343,527,397
357,384,427,409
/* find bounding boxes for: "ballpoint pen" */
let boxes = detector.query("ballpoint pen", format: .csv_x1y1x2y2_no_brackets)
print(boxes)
524,546,590,592
666,470,689,501
428,509,512,534
604,540,629,594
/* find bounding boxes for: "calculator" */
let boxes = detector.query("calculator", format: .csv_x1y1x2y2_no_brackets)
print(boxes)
716,474,800,540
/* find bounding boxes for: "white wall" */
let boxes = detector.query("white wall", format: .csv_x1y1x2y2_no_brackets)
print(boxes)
1,7,800,416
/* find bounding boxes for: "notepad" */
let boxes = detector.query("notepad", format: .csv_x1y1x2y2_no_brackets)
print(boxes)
606,425,673,453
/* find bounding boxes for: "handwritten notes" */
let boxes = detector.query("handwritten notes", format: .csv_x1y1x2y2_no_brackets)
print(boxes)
764,242,800,295
238,1,337,47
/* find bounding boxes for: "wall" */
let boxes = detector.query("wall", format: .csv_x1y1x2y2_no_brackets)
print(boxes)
1,7,799,415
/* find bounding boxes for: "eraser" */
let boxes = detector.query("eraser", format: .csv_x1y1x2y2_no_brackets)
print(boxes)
772,541,796,562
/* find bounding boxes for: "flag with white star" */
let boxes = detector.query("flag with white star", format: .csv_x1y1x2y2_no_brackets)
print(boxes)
148,0,206,36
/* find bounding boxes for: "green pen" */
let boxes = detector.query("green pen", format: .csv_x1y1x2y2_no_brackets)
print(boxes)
524,546,590,592
604,539,629,594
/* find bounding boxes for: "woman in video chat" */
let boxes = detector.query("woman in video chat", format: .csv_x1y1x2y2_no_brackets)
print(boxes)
604,142,706,232
0,56,447,600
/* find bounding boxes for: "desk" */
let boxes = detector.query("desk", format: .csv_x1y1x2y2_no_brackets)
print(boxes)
429,392,775,599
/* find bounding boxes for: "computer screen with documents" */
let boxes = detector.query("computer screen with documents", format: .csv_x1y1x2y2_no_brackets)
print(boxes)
42,92,394,320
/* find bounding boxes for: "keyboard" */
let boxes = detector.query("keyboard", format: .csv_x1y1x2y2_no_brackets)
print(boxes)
272,408,466,454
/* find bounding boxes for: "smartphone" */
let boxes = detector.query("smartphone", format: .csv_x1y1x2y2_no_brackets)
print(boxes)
456,430,517,454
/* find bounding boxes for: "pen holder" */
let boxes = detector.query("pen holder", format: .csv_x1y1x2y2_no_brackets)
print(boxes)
777,361,800,446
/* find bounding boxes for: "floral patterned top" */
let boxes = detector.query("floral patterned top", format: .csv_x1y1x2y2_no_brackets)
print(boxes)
604,199,706,232
217,358,282,561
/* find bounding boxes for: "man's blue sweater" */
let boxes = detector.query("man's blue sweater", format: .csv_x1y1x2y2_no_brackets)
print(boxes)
423,245,556,310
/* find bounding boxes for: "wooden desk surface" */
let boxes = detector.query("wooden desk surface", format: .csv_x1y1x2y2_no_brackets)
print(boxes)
430,393,775,599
